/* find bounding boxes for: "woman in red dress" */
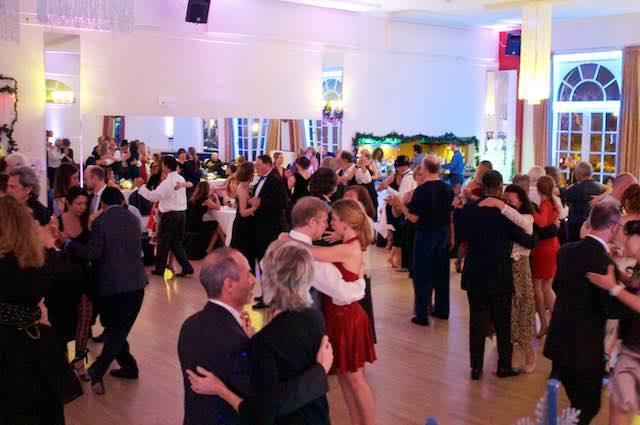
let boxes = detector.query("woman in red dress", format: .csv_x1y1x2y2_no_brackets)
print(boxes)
309,198,377,425
531,175,559,337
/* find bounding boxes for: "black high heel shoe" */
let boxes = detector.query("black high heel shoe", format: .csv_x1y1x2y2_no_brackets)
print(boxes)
70,349,90,382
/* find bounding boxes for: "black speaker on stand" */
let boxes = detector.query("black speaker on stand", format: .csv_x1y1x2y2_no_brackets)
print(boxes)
186,0,211,24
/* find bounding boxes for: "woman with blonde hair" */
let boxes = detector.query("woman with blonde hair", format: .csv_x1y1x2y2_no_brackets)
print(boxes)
309,198,377,425
0,196,80,424
186,241,334,424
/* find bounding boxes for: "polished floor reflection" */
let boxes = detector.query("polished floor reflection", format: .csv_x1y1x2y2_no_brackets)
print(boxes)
64,247,609,425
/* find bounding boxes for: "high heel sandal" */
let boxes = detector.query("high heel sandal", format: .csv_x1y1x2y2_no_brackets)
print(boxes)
535,326,548,339
71,350,90,382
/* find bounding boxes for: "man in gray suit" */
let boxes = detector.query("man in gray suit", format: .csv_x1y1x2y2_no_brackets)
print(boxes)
65,187,147,395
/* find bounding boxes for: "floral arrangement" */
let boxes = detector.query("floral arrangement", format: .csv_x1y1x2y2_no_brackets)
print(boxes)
119,178,134,190
0,75,18,153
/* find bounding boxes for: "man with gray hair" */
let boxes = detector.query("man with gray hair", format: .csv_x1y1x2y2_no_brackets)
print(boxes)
288,196,366,310
564,161,606,242
178,247,333,425
7,166,51,226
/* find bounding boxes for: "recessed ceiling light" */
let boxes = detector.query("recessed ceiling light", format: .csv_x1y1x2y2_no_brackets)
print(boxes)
280,0,381,13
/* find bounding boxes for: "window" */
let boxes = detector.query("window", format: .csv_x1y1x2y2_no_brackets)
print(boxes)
232,118,269,161
203,119,218,152
305,69,343,154
552,51,622,183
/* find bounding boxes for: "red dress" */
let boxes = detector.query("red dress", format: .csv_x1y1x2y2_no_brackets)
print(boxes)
531,199,560,279
323,240,377,374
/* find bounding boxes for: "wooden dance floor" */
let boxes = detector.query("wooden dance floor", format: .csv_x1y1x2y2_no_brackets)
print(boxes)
65,247,609,425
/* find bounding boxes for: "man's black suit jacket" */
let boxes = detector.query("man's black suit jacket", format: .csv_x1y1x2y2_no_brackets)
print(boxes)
178,302,252,425
253,172,289,254
457,198,536,295
543,236,631,373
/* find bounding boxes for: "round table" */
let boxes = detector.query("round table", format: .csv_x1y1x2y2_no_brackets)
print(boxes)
203,205,236,246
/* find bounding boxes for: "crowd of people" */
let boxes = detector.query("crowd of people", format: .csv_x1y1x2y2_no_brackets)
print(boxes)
2,134,640,425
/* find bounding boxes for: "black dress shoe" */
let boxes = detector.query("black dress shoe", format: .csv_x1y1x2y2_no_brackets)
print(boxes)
496,367,522,378
150,269,164,277
471,369,482,380
175,269,193,277
430,312,449,320
91,332,105,343
410,317,429,326
88,368,105,395
109,368,139,379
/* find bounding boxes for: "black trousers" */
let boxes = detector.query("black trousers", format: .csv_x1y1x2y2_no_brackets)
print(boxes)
89,289,144,379
412,228,450,320
467,292,512,370
155,211,192,273
551,363,603,425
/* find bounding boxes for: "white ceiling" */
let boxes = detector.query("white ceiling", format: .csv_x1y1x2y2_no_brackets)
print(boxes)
281,0,640,28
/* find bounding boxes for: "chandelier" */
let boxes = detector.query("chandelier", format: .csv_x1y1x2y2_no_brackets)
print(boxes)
518,2,552,105
36,0,135,33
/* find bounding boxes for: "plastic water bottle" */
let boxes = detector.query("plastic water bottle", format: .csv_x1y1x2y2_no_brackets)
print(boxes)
425,418,438,425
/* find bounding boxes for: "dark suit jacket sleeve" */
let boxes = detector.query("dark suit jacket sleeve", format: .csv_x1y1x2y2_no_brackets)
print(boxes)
537,223,559,240
66,217,104,262
507,219,535,249
456,205,471,243
258,177,288,214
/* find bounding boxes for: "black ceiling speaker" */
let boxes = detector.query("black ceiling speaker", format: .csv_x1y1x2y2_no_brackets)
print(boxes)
505,31,521,56
186,0,211,24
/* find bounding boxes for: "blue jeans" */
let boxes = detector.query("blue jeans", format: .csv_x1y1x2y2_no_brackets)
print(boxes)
412,227,450,320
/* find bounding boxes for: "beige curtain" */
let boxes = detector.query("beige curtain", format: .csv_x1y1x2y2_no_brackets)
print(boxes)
223,118,233,162
290,120,305,155
265,119,281,154
619,46,640,176
533,99,550,166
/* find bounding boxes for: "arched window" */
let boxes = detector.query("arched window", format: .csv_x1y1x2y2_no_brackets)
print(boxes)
305,69,343,154
557,63,620,102
552,52,622,184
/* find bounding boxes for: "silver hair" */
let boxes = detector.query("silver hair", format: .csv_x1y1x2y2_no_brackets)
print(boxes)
8,166,40,200
5,152,27,173
261,240,313,311
575,161,593,179
199,247,242,298
291,196,330,228
527,166,546,183
321,156,336,170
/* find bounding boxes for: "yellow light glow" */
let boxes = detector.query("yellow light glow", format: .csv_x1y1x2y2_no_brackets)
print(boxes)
485,71,496,116
51,90,75,104
518,2,552,105
252,122,260,134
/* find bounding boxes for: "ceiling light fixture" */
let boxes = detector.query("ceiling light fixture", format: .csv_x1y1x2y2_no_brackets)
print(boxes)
280,0,380,13
518,2,552,105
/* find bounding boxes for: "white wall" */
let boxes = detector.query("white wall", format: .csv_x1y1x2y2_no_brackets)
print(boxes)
173,117,203,152
125,116,172,152
45,51,81,153
552,13,640,52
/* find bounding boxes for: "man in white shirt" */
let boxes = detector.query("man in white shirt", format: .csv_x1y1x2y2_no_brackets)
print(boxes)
139,155,193,277
395,155,416,198
287,196,366,310
46,139,65,188
85,165,108,214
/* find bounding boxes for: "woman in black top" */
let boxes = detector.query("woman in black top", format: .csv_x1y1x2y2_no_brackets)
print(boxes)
288,156,311,205
187,241,332,425
124,140,141,179
185,182,223,259
180,147,201,198
53,187,93,381
0,196,80,425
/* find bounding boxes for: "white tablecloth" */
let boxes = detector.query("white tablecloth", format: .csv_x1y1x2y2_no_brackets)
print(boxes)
203,205,236,246
207,178,227,188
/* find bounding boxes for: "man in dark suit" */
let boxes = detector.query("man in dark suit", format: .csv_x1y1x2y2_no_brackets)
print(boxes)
564,161,606,242
64,187,147,395
457,170,535,380
250,154,289,309
178,247,331,425
544,202,629,425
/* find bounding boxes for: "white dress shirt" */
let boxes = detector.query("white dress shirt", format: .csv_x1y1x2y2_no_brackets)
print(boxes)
288,230,365,305
398,169,417,198
208,299,242,326
47,146,65,168
254,171,271,197
90,184,106,214
138,171,187,213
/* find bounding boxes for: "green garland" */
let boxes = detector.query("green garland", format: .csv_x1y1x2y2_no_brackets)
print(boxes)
353,131,480,166
0,74,18,154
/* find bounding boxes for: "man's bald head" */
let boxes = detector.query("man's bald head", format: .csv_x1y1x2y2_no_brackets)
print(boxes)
614,172,638,193
422,154,440,175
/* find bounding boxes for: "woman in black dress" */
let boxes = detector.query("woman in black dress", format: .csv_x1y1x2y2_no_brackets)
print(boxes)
288,156,311,206
186,181,223,259
53,186,93,381
0,196,80,424
230,162,258,267
187,240,332,425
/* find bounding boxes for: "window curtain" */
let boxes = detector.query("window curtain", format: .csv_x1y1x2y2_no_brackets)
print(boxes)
290,120,305,156
265,119,281,154
222,118,233,162
619,46,640,176
533,99,550,166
